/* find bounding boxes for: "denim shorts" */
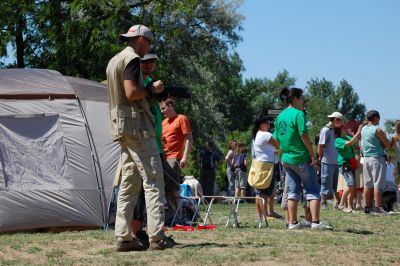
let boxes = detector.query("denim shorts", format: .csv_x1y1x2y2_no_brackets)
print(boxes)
320,162,339,196
339,165,356,187
283,163,320,201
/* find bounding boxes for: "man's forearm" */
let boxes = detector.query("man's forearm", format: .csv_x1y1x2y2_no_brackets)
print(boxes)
182,134,193,161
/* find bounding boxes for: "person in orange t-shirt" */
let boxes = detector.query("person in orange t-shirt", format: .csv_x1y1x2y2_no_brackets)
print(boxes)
160,98,193,216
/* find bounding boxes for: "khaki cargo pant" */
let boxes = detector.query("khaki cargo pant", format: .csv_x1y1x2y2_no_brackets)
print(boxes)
115,135,165,242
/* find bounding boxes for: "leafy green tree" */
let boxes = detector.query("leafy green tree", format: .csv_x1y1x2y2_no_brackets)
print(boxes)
335,79,366,121
384,119,397,135
305,78,337,138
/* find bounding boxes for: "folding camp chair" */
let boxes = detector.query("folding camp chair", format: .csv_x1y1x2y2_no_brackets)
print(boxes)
170,184,203,226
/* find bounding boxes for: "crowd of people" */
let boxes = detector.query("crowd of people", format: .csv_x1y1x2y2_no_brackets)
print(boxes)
106,24,399,252
226,89,400,229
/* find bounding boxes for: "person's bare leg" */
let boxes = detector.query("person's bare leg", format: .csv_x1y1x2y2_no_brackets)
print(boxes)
303,207,311,222
334,192,340,206
340,188,350,208
364,188,373,208
240,188,246,198
267,194,274,214
256,195,268,221
374,188,382,208
284,208,289,224
347,187,355,210
288,199,298,224
309,199,320,222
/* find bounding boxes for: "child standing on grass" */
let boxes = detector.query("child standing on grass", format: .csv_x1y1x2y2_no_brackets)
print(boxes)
231,142,248,198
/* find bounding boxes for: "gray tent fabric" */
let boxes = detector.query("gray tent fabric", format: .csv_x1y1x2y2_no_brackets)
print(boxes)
0,69,119,232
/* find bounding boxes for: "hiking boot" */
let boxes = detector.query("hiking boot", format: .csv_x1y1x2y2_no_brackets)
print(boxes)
135,230,150,249
321,202,329,210
311,222,333,230
115,239,147,252
149,236,181,250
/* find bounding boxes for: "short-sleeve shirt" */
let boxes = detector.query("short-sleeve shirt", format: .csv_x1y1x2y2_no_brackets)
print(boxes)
162,114,192,160
143,77,163,154
123,58,141,81
253,131,276,163
319,125,338,164
335,135,354,165
273,107,309,164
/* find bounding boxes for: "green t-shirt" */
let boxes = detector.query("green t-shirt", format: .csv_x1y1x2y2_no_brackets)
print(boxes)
273,107,310,164
144,77,163,154
335,135,354,165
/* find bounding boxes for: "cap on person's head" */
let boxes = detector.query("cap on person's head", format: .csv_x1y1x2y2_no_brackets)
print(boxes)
327,112,344,120
119,25,154,42
141,53,158,62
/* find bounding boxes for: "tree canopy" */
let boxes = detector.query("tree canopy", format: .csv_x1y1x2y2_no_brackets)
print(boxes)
1,0,370,188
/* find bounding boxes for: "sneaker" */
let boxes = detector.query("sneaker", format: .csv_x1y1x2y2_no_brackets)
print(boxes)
333,202,340,210
135,230,150,249
149,236,182,250
303,221,312,228
311,222,333,230
321,202,329,210
371,207,389,216
288,222,306,230
338,204,345,211
115,239,147,252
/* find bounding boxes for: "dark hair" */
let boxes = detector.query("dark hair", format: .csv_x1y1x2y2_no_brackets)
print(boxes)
334,127,342,137
279,87,304,105
366,110,380,121
162,98,174,106
252,116,270,140
206,140,214,148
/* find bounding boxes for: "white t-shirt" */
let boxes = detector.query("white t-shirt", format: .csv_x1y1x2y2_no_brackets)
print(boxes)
252,131,277,163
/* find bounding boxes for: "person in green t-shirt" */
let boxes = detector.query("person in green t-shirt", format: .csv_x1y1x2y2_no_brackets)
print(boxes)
334,125,363,213
273,87,331,230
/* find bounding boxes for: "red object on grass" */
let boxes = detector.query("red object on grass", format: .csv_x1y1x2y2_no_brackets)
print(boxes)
196,224,217,230
172,225,196,231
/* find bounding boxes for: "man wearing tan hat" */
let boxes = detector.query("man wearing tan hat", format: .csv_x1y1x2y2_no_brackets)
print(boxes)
106,25,178,251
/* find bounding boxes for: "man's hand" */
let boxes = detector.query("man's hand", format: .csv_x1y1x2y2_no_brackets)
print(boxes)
152,80,164,93
180,158,188,169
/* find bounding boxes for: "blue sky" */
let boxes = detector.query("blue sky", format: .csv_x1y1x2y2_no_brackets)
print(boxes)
236,0,400,125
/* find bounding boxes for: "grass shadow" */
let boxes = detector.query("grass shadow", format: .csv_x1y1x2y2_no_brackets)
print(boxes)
343,228,374,235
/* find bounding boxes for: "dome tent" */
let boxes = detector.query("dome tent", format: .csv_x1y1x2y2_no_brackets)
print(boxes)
0,68,119,232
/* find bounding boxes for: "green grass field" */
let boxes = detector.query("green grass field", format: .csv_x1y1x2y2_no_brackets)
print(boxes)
1,203,399,266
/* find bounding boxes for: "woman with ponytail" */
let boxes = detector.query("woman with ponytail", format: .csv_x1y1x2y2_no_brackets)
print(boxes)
273,87,332,230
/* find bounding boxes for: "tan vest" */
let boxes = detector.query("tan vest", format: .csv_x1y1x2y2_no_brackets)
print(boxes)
106,46,155,140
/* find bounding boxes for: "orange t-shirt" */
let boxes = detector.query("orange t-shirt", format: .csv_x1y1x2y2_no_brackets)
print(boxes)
162,114,192,160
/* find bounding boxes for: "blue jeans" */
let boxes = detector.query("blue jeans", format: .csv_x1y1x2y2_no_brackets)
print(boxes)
320,162,339,196
283,163,320,201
